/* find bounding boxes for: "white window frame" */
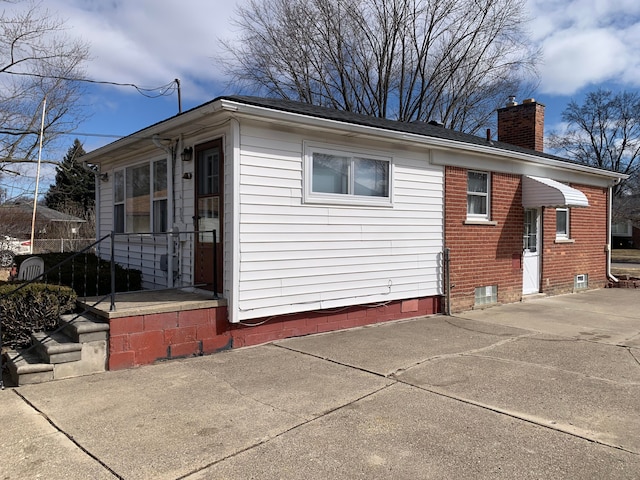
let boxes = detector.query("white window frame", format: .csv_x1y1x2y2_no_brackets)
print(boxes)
113,170,125,233
113,158,168,234
466,170,490,221
556,207,569,240
304,143,392,206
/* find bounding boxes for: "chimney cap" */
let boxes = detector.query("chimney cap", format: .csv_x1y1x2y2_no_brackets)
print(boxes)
506,95,518,107
523,98,536,104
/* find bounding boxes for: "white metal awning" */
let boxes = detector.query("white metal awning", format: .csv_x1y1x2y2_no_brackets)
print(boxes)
522,175,590,208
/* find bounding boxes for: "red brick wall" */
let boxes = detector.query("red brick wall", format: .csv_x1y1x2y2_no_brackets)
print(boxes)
444,166,609,312
109,307,231,370
108,296,440,370
445,166,523,312
540,185,609,294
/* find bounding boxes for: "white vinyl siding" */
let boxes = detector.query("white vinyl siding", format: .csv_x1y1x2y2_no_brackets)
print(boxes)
234,121,443,321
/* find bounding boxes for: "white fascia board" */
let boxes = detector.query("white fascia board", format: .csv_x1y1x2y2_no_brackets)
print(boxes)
219,99,626,187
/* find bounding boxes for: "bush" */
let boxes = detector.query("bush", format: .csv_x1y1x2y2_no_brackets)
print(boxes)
14,252,142,297
0,282,77,349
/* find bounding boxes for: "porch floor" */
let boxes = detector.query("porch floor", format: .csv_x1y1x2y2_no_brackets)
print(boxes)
78,289,226,319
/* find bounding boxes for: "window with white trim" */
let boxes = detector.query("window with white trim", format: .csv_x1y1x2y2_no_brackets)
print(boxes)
467,171,490,220
305,145,391,205
113,159,168,233
556,207,569,239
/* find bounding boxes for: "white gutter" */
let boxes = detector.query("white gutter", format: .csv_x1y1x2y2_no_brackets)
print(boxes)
217,99,626,183
83,96,627,187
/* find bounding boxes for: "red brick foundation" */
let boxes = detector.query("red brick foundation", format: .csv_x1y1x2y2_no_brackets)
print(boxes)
108,296,441,370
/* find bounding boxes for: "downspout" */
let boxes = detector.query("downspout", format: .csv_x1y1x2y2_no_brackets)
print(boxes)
606,181,621,283
81,161,100,254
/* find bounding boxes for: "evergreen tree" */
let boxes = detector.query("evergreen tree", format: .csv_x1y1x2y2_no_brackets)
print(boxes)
44,139,95,218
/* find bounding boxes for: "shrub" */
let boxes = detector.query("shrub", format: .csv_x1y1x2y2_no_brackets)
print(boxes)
14,252,142,297
0,282,77,349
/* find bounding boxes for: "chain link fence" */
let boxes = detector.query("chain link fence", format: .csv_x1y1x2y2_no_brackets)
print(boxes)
31,238,96,254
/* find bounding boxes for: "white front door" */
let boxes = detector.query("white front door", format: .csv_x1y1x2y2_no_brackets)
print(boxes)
522,208,540,295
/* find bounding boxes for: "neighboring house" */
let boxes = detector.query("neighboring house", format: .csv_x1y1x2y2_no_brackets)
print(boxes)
611,220,636,248
81,95,625,369
0,201,86,239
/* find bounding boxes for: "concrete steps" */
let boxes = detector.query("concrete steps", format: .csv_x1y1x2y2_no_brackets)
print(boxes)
3,312,109,386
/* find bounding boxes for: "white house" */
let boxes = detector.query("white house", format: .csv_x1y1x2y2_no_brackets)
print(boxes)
81,96,624,369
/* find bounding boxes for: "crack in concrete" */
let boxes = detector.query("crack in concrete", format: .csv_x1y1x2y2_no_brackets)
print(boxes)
396,380,640,457
460,352,640,386
176,383,395,480
11,389,123,479
275,339,640,459
198,366,311,422
389,333,535,378
629,347,640,368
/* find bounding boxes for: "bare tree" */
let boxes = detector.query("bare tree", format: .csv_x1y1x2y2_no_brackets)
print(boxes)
549,89,640,226
549,89,640,196
221,0,539,134
0,0,89,174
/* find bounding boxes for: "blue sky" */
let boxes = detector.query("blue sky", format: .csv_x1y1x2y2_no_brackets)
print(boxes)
5,0,640,199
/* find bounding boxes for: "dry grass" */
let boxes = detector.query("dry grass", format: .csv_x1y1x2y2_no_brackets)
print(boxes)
610,249,640,278
611,249,640,263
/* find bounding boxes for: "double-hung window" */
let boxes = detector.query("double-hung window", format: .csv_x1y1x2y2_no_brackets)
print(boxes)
556,207,569,240
305,145,391,205
467,171,490,220
113,158,168,233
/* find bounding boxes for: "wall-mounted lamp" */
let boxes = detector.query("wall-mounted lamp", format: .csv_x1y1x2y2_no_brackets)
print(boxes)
180,147,193,161
100,172,109,182
182,172,192,180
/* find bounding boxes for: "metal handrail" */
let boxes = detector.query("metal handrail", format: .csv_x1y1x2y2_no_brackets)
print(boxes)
1,228,218,388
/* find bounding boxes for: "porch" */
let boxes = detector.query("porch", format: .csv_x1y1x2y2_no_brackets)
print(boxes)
77,289,230,371
79,289,224,319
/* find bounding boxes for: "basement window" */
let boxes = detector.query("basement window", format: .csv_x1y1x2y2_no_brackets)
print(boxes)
574,274,588,290
475,285,498,306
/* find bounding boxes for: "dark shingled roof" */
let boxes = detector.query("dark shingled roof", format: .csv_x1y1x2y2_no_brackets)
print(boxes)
218,95,587,167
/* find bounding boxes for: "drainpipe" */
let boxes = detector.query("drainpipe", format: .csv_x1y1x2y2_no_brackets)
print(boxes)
606,182,621,284
81,161,100,251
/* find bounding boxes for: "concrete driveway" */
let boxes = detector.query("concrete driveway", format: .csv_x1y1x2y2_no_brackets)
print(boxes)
2,288,639,479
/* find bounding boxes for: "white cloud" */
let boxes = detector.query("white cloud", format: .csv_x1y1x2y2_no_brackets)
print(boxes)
539,29,628,94
527,0,640,95
46,0,246,101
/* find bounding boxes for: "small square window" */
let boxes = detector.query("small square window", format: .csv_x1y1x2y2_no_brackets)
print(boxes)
467,171,490,220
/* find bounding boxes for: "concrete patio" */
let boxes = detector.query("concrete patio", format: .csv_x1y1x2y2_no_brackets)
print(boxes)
2,288,639,479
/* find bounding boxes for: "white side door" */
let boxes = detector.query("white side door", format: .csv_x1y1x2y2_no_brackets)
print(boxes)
522,208,540,295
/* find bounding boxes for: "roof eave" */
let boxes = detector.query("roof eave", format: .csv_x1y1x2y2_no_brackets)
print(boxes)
221,99,627,183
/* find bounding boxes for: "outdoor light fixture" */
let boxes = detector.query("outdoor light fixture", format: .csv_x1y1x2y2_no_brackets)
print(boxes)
181,147,193,161
100,172,109,182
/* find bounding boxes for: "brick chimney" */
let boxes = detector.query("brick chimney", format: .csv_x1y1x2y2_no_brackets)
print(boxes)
497,97,545,152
